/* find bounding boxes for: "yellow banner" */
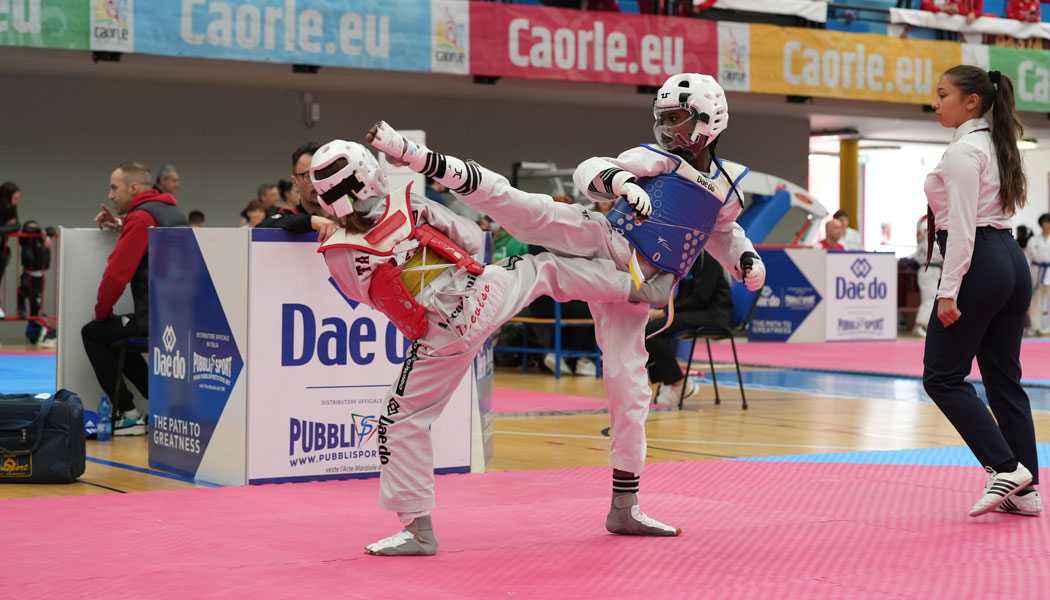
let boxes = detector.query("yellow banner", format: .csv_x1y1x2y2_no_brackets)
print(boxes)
747,25,962,105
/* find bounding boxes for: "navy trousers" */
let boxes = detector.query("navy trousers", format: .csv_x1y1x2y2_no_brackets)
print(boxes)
923,227,1038,484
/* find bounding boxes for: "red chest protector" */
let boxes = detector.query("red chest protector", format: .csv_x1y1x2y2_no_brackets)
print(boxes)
320,182,484,340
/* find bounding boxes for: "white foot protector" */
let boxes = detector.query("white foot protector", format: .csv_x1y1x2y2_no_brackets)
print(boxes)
605,493,681,537
365,515,439,556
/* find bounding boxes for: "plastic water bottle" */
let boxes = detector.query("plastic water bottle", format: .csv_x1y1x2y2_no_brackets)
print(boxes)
97,396,112,442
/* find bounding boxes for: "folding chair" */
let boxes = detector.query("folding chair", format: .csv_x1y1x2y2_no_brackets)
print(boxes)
674,291,761,410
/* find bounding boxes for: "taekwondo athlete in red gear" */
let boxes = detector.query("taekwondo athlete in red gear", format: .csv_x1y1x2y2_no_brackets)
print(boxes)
310,140,671,556
367,73,766,538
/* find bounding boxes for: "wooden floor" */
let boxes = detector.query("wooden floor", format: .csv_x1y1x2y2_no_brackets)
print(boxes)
4,362,1049,499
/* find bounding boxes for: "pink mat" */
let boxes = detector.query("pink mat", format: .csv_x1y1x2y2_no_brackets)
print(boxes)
703,339,1050,382
5,460,1050,599
493,387,609,414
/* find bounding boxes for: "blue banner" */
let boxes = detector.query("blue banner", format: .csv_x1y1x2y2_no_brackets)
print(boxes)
135,0,433,71
149,229,244,478
748,249,822,342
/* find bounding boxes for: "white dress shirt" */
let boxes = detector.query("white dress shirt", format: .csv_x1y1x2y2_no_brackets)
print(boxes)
923,117,1012,300
841,227,862,250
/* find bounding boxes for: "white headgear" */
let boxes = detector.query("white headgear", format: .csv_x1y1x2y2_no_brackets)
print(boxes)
309,140,389,218
652,73,728,154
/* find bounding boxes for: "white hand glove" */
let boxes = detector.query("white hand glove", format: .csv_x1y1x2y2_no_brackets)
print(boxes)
738,251,766,291
619,181,652,220
368,121,417,164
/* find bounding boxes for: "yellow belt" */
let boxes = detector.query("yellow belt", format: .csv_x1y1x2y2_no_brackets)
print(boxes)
400,248,454,297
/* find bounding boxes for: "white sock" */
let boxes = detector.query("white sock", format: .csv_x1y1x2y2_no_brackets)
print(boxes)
124,408,140,419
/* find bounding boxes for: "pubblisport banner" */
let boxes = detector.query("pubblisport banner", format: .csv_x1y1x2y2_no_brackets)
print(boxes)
469,2,716,86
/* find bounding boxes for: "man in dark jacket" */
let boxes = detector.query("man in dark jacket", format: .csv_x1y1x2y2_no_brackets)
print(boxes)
82,162,187,435
256,141,337,239
646,250,733,405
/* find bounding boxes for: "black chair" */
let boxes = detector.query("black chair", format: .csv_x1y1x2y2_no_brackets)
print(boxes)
111,337,149,407
673,291,761,410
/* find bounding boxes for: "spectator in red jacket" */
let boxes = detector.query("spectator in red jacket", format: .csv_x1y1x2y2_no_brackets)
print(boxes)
921,0,983,21
1007,0,1041,22
82,162,187,435
821,218,845,250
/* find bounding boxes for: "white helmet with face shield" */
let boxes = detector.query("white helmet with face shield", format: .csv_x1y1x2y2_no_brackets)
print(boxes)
309,140,389,218
652,73,728,157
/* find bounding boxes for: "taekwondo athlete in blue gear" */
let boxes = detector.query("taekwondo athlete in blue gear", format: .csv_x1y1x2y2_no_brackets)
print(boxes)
366,73,764,538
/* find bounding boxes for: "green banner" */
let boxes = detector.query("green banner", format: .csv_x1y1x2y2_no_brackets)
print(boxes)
0,0,88,50
989,45,1050,112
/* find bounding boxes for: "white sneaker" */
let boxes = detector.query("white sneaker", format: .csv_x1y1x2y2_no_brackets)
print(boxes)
970,464,1033,517
654,380,697,406
574,358,597,377
996,490,1042,516
0,306,5,319
912,325,927,338
543,353,571,376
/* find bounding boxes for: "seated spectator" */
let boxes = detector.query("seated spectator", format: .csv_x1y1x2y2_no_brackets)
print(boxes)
833,209,862,250
920,0,982,21
277,179,299,212
154,164,180,196
188,210,205,227
256,142,339,240
83,162,187,435
242,200,266,228
238,183,279,226
1007,0,1040,22
17,220,57,347
821,218,845,250
646,251,733,405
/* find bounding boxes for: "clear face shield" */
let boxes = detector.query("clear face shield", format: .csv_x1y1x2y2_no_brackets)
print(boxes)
652,108,706,159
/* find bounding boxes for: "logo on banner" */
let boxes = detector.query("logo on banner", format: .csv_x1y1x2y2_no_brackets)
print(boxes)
281,303,411,367
850,258,872,278
288,413,379,467
154,325,187,380
91,0,133,53
836,259,886,300
718,22,750,91
432,0,469,75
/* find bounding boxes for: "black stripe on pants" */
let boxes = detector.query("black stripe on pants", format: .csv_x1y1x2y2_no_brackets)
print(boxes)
922,227,1038,484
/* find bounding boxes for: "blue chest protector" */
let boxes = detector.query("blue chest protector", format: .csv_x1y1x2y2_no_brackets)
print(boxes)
607,147,747,280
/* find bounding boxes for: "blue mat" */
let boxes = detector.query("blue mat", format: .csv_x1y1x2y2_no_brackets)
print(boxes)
736,443,1050,467
0,354,57,395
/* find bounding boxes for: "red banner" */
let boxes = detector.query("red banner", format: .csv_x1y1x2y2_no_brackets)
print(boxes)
470,4,717,86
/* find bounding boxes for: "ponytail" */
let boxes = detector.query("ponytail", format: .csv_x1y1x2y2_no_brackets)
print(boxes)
988,73,1027,215
943,65,1027,215
344,211,378,235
